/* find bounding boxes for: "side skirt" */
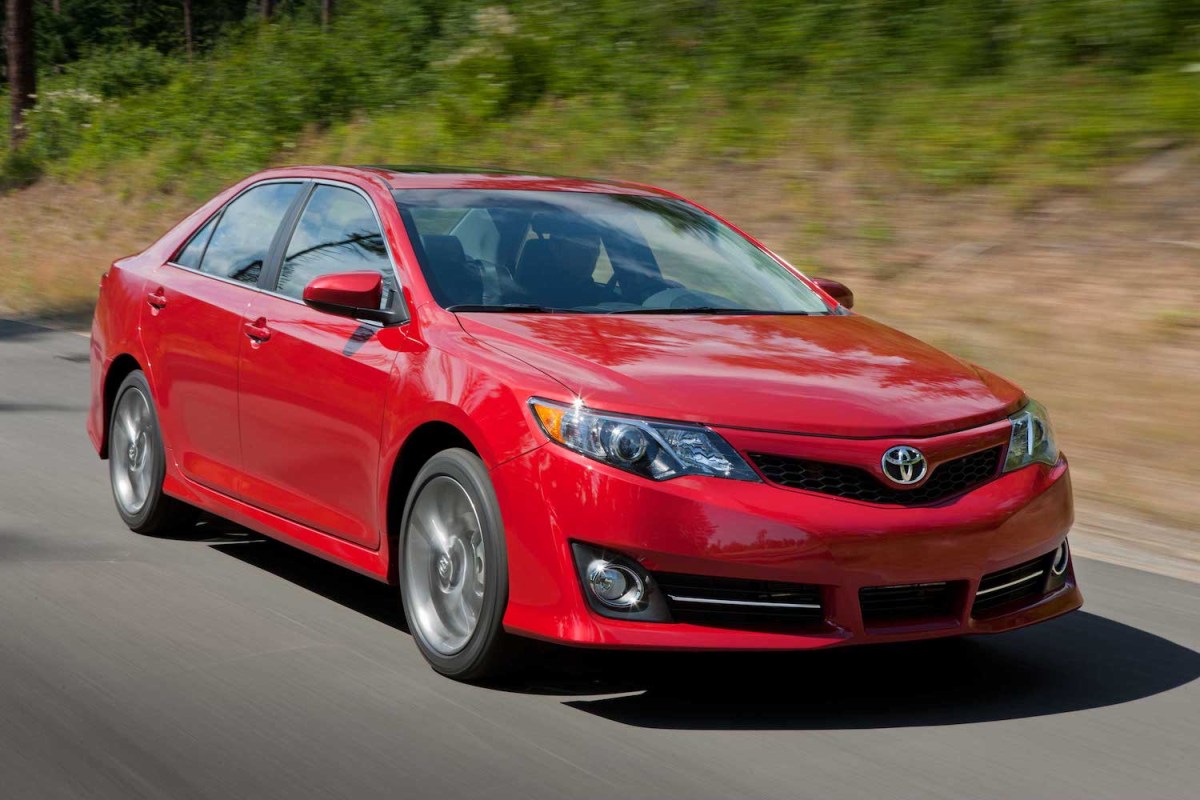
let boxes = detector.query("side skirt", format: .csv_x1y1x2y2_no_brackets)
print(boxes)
163,471,393,583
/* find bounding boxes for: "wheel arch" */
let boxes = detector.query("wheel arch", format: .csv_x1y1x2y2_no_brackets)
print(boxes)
99,353,144,459
384,420,481,582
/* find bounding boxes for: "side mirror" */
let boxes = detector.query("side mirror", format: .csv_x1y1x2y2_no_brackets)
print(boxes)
812,277,854,310
302,271,393,322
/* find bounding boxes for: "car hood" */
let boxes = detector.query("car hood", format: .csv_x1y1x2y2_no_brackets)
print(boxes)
457,313,1025,438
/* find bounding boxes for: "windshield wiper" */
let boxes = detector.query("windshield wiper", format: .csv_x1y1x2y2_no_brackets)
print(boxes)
445,303,581,313
606,307,814,315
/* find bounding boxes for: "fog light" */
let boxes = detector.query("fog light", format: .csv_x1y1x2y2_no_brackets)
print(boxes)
570,542,671,621
1051,540,1070,576
586,560,645,608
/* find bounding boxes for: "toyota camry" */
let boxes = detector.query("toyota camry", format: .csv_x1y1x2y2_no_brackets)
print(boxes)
87,166,1082,680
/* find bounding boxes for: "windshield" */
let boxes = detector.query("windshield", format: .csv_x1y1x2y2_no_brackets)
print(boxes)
392,189,831,314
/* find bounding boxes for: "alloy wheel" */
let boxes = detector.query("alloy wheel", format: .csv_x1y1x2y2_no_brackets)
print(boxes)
403,475,487,656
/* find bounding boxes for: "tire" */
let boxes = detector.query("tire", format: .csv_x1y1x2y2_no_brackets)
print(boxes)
398,448,515,681
108,370,197,535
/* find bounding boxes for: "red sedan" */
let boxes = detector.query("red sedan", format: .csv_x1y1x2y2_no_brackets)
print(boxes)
87,166,1081,680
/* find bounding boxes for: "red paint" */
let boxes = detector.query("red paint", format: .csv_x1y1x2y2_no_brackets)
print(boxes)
237,291,395,548
88,166,1081,650
302,270,383,313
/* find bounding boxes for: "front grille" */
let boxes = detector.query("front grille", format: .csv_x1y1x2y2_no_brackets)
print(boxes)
859,582,956,624
972,553,1050,616
654,572,824,628
750,446,1001,506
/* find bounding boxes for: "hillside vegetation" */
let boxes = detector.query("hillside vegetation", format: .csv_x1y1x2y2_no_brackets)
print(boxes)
1,2,1198,538
2,0,1199,197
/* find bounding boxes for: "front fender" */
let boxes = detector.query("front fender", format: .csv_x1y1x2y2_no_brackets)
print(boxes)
374,306,568,544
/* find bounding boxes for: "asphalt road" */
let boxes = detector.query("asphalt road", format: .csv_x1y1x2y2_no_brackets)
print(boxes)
2,317,1198,800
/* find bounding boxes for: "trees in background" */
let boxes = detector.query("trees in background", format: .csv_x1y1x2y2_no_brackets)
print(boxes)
182,0,192,60
4,0,36,146
4,0,1198,155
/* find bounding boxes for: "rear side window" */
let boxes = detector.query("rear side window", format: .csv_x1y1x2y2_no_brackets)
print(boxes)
276,185,395,307
198,182,302,285
174,215,218,269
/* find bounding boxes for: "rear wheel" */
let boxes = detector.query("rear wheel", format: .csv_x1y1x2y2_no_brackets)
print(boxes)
399,448,514,681
109,370,196,535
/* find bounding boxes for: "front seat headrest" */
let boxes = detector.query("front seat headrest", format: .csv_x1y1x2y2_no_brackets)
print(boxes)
421,235,482,306
514,215,602,307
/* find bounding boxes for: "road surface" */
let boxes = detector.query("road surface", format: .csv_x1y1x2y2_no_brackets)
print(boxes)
1,318,1197,799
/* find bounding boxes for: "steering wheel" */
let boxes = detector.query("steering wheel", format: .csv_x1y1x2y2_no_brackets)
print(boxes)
640,287,718,309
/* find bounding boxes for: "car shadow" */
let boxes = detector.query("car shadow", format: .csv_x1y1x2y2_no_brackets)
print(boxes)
203,522,1199,730
207,525,409,634
554,612,1200,729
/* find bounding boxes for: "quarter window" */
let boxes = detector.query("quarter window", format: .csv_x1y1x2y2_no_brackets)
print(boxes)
198,182,302,285
174,214,218,270
277,185,394,308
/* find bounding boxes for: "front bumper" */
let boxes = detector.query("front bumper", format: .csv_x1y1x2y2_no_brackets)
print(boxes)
493,431,1080,650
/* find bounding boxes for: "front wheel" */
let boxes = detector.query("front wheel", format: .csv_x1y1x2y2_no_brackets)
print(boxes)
399,448,514,681
108,370,196,535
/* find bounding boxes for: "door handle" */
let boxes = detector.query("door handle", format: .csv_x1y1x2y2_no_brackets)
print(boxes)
244,318,272,342
147,287,167,310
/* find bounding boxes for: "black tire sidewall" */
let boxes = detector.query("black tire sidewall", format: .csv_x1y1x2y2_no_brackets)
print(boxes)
109,371,170,532
398,448,510,679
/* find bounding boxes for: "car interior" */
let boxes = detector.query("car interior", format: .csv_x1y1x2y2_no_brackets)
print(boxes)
409,206,689,311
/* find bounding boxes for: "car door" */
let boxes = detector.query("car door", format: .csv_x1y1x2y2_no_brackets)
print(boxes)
237,182,403,549
141,180,305,497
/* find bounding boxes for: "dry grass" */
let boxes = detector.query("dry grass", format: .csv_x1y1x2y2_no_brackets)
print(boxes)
1,151,1197,533
669,150,1200,531
0,182,193,316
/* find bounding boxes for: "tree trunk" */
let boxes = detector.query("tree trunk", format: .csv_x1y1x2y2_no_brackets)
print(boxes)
321,0,333,30
182,0,193,61
261,0,274,21
5,0,37,148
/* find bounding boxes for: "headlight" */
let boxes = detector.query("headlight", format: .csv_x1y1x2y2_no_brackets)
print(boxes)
529,398,758,481
1004,398,1059,472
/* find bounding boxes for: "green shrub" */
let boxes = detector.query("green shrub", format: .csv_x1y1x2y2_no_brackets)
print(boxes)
65,45,176,99
5,0,1199,193
0,148,43,191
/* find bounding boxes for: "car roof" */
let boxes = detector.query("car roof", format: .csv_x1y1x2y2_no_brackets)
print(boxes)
249,165,674,197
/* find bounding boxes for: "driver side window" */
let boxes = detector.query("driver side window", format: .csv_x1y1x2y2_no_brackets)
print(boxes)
276,185,395,308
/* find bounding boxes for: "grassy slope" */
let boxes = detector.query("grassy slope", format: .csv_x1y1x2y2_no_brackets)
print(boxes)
4,1,1199,198
1,3,1198,532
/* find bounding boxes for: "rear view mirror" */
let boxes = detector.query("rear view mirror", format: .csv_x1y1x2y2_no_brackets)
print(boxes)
303,271,394,322
812,278,854,310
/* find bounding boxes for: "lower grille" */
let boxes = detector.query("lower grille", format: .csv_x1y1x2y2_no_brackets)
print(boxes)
654,572,824,628
972,553,1051,615
859,581,956,624
750,446,1002,506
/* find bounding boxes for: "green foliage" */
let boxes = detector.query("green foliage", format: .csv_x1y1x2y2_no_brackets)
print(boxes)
64,45,176,99
0,147,42,191
430,6,550,129
2,0,1198,196
26,0,249,65
22,87,105,163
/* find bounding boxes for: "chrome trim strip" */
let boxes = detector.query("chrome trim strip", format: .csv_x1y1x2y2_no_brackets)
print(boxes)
165,260,263,292
976,569,1045,597
666,594,821,610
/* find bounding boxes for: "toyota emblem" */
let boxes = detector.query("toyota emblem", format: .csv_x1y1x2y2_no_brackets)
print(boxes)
881,446,928,485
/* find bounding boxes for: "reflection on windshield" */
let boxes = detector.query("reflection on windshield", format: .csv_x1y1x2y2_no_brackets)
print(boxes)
393,189,830,315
